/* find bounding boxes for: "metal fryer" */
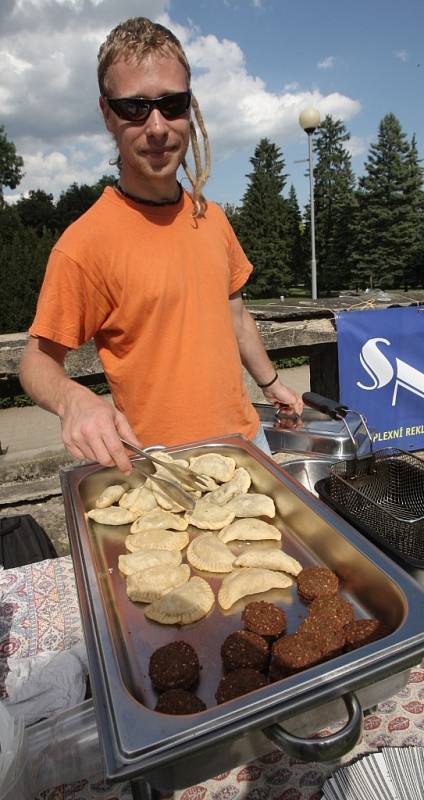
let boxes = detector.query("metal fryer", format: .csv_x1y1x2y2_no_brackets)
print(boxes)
60,434,424,793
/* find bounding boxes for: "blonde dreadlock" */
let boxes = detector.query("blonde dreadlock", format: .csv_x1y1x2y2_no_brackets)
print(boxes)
97,17,211,218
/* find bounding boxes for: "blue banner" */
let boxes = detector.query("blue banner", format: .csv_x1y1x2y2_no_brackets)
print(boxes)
335,307,424,451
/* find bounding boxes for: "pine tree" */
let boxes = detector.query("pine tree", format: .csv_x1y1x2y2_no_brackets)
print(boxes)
235,139,291,298
311,116,357,293
285,185,305,287
351,113,417,289
402,135,424,289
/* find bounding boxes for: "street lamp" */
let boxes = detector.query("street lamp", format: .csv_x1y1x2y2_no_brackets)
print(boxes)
299,107,321,300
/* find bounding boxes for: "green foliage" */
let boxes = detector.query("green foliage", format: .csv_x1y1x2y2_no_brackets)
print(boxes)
233,139,295,298
286,185,305,286
55,182,99,232
273,356,309,368
307,116,357,293
15,189,57,235
0,226,58,333
0,382,110,409
351,113,424,289
0,126,24,202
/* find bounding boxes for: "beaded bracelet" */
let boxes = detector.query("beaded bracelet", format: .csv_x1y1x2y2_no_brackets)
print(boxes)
257,371,278,389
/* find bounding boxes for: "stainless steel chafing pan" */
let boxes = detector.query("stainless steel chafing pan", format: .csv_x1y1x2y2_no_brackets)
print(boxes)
60,434,424,791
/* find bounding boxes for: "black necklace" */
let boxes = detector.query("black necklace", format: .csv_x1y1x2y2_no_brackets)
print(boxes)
116,182,183,206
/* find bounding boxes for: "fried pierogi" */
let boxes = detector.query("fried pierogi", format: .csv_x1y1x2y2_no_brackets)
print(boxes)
202,467,251,506
95,484,127,508
144,576,215,625
189,453,236,483
147,480,186,513
120,486,158,514
118,548,182,576
218,518,281,544
87,507,137,526
187,533,235,573
186,501,235,530
130,509,188,533
225,493,276,519
218,568,292,610
125,529,189,553
234,549,302,575
126,564,190,603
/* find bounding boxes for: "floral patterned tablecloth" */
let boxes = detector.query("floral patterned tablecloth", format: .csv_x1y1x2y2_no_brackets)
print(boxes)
1,558,423,800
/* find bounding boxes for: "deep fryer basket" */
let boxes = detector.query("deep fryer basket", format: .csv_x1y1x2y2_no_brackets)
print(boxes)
303,393,424,563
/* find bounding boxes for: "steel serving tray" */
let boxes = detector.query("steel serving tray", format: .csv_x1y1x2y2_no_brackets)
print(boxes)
254,402,370,459
60,435,424,789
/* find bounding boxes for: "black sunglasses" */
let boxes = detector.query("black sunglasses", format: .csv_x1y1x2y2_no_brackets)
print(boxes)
104,90,192,122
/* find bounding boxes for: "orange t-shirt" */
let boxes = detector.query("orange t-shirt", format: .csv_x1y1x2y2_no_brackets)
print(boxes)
29,187,259,446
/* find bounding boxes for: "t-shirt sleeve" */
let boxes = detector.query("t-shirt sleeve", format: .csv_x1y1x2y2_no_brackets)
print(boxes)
29,248,111,349
226,220,253,295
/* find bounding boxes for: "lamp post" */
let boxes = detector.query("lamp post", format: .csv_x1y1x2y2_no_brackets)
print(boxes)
299,107,321,300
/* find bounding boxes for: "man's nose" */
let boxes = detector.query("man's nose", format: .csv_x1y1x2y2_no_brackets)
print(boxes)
144,107,168,135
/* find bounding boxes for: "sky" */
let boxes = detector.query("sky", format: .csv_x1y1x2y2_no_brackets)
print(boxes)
1,0,423,211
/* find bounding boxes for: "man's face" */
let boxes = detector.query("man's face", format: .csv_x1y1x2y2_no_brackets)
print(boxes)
100,53,191,199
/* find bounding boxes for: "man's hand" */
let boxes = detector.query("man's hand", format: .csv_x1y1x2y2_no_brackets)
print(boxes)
262,379,304,418
19,335,140,474
59,383,139,474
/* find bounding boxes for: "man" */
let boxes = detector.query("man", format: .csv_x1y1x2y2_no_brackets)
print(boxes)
20,16,302,474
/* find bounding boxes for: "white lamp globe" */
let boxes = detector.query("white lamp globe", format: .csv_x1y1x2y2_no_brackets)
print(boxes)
299,107,321,133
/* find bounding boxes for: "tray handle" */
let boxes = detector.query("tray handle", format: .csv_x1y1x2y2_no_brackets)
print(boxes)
262,692,362,762
302,392,348,419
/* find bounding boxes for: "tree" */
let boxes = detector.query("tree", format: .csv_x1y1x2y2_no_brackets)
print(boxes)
310,115,357,293
402,134,424,289
285,185,306,286
0,226,56,333
351,113,419,289
93,173,118,198
223,202,241,230
55,182,99,232
0,126,24,204
15,189,57,235
235,139,291,298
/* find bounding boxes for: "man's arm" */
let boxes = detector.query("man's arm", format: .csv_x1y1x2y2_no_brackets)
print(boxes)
19,336,139,473
229,292,303,416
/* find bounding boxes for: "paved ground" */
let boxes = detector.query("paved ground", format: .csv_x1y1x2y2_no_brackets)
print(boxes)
0,366,309,465
0,365,310,555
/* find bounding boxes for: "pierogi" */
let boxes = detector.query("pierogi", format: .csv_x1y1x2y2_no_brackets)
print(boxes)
118,548,182,576
218,568,293,610
218,518,282,544
126,563,191,603
125,529,189,553
144,576,215,625
186,533,235,573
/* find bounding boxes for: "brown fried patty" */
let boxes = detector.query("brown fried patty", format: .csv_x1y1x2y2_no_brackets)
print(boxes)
344,618,384,651
155,689,206,715
216,668,267,704
149,641,200,692
297,566,339,603
242,601,287,638
221,629,269,673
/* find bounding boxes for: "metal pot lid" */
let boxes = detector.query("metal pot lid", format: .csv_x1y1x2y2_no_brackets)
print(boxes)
255,403,371,459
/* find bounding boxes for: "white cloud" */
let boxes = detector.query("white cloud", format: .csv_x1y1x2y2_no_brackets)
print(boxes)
318,56,335,70
395,49,408,62
346,135,369,159
2,1,361,201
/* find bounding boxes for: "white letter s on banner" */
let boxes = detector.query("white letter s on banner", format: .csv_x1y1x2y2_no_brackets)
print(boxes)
357,338,394,391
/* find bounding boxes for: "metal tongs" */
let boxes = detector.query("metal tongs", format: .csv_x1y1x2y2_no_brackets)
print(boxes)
120,438,210,511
